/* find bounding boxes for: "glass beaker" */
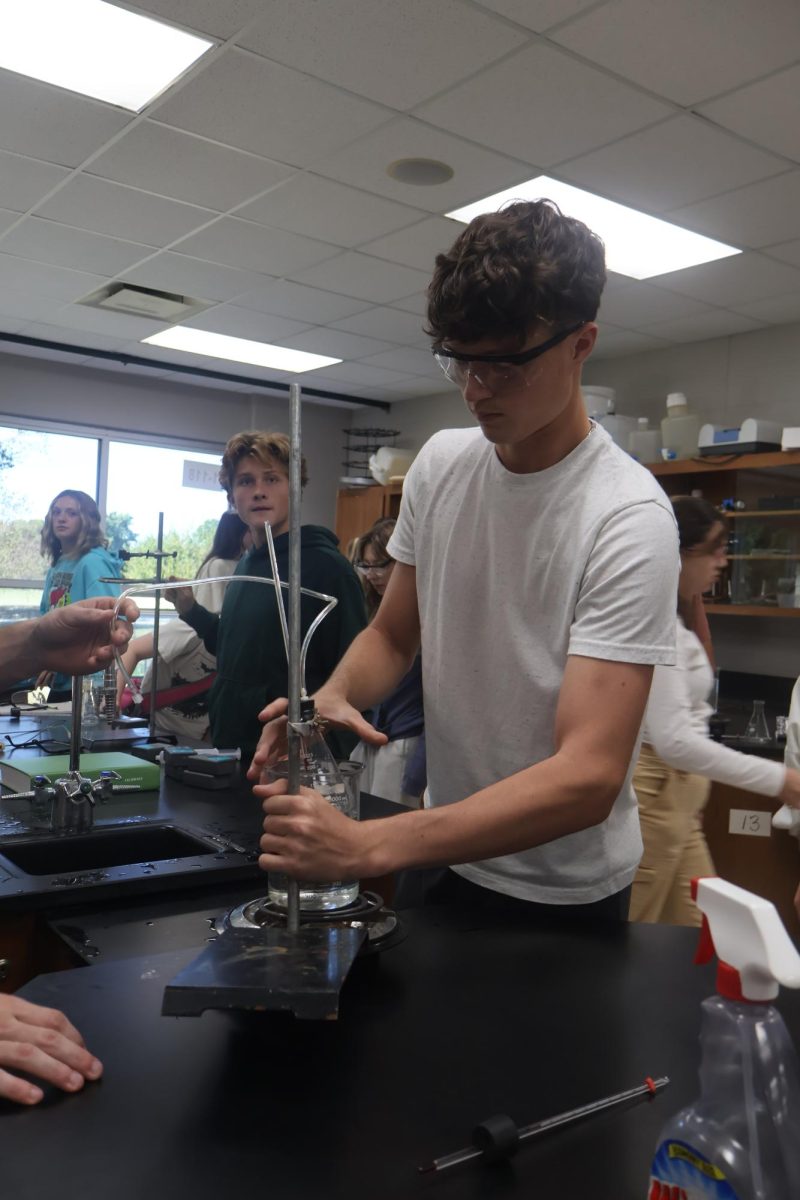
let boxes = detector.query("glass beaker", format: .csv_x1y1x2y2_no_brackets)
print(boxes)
264,757,364,912
744,700,770,743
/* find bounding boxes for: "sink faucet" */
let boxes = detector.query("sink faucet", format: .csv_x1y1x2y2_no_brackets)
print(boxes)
5,676,141,833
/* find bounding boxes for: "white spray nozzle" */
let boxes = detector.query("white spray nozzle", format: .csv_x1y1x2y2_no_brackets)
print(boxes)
694,877,800,1002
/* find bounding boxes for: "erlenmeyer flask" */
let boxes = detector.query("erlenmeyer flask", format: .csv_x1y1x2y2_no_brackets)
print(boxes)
744,700,770,743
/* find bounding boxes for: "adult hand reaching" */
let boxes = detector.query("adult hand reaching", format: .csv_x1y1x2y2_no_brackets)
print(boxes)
0,994,103,1106
1,597,140,690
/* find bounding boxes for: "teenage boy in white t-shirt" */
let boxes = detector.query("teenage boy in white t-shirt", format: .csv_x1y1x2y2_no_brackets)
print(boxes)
249,199,680,920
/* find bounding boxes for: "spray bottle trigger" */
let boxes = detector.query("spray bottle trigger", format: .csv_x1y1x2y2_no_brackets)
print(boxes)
691,878,716,966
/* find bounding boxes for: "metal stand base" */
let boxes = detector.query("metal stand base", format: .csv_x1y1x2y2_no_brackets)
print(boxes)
162,893,403,1021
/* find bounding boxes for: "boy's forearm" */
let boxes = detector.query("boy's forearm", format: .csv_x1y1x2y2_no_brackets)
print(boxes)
359,749,623,877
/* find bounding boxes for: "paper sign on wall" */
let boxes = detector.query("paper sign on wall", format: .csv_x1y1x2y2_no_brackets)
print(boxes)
728,809,772,838
182,460,220,491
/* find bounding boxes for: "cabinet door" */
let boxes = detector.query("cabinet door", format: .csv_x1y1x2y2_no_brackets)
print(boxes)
704,782,800,943
335,487,385,558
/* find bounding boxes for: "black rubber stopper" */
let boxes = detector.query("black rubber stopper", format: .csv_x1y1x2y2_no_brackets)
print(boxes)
472,1114,520,1162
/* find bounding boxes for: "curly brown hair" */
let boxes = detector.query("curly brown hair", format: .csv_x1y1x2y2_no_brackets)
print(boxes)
40,490,108,566
218,431,308,498
426,199,606,349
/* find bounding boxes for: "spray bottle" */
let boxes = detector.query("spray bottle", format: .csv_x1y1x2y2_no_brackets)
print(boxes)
648,878,800,1199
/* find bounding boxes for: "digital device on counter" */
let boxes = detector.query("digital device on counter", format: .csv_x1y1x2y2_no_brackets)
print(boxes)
698,418,783,456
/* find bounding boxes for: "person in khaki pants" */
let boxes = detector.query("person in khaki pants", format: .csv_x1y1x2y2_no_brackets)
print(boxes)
630,496,800,926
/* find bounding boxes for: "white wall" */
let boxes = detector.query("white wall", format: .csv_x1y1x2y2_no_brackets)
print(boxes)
0,351,352,529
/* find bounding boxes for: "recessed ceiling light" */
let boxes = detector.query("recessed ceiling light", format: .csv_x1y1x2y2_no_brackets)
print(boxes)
0,0,213,112
446,176,741,280
142,327,342,374
387,158,454,186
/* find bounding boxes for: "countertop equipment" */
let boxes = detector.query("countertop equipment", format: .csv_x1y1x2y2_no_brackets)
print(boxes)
698,418,783,456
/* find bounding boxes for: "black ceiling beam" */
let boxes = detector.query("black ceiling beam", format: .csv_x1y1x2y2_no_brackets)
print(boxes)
0,331,392,412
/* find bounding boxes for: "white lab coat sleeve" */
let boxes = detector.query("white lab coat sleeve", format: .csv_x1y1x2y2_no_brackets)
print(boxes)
645,659,786,796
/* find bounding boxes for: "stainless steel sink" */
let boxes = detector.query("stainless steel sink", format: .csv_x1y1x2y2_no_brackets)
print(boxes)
0,821,260,906
0,823,218,876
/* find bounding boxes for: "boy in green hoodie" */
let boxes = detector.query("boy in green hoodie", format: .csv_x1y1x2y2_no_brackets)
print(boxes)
176,431,366,763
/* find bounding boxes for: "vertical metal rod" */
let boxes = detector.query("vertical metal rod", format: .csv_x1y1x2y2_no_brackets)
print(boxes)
286,384,303,934
149,512,164,741
70,675,82,771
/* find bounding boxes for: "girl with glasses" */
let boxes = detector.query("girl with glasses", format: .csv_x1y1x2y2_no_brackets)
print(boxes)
352,518,425,808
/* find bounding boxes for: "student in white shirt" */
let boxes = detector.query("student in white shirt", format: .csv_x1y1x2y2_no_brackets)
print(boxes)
250,199,682,922
630,495,800,925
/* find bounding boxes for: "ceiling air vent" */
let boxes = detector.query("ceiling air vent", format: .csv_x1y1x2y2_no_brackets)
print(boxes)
77,282,210,321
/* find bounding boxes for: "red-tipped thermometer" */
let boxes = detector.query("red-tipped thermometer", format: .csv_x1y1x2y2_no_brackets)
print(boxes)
418,1075,670,1174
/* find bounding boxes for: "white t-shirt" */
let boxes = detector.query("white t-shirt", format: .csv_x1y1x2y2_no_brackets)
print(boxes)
643,619,785,795
388,423,679,904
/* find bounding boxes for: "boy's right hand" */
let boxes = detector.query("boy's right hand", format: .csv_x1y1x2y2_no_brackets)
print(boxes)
166,577,195,616
246,690,388,780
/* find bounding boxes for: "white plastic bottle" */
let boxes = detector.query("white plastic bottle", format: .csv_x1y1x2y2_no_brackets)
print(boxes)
648,878,800,1199
628,417,662,464
660,392,701,461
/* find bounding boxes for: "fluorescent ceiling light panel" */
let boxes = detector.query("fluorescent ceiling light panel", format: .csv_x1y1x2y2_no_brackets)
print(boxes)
143,327,342,373
0,0,213,112
446,176,741,280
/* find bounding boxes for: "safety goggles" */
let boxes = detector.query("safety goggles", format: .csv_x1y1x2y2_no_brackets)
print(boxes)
432,320,586,390
354,559,393,575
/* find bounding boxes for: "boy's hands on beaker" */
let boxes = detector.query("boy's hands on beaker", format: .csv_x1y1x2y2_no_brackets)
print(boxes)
247,691,388,781
255,776,375,881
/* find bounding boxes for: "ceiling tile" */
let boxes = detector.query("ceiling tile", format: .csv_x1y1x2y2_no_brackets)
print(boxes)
0,210,19,237
599,282,713,327
641,310,764,343
88,122,295,212
473,0,601,32
330,305,426,343
0,290,66,326
155,48,390,168
240,0,526,109
731,292,800,324
0,153,72,214
16,321,127,353
289,253,431,303
281,327,396,360
35,176,216,247
0,254,106,302
654,252,800,306
238,174,423,248
669,171,800,249
173,216,339,275
416,42,671,166
558,115,786,213
126,0,265,38
184,305,311,341
121,252,266,301
591,329,675,358
359,347,440,375
46,302,168,341
311,117,532,213
0,219,152,275
231,279,367,323
764,240,800,269
307,359,412,387
391,293,428,315
0,73,130,167
551,0,800,106
698,65,800,164
360,216,461,270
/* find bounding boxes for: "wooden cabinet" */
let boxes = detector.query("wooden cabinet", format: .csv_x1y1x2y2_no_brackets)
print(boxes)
704,781,800,943
650,450,800,619
335,482,404,557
